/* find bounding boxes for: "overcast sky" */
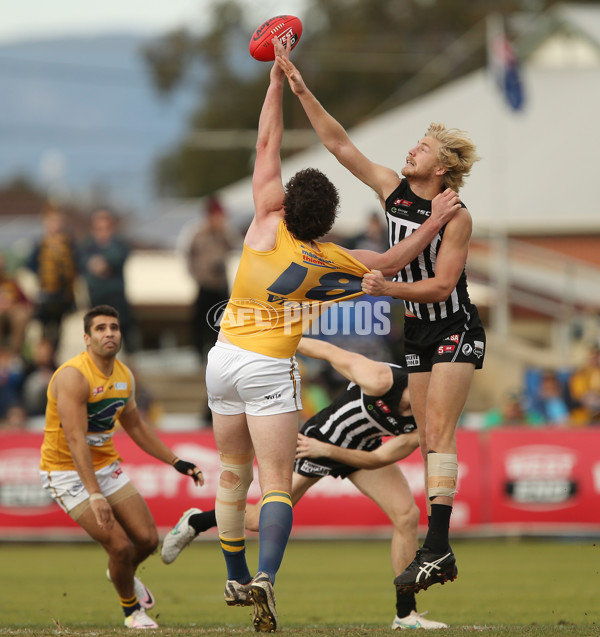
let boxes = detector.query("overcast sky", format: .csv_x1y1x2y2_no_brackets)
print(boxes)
0,1,309,44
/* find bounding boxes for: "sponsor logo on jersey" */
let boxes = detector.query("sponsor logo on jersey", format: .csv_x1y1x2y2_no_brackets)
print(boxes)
394,198,413,207
438,344,456,355
92,386,104,397
300,247,336,269
115,382,127,390
406,354,420,367
111,466,123,479
265,392,282,400
449,334,460,343
417,209,431,216
375,399,391,414
473,340,485,358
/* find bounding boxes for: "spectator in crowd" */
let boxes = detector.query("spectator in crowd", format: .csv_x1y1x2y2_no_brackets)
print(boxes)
0,345,25,422
1,403,28,431
483,389,537,428
347,211,388,252
21,336,57,417
78,208,138,354
24,205,77,349
569,344,600,425
526,369,571,427
0,252,33,355
183,195,240,365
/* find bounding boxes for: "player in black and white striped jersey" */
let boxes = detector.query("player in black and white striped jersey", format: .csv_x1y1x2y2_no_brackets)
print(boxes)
273,48,485,596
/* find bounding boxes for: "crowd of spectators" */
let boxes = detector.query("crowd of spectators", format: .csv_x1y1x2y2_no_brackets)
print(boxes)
0,203,138,431
482,348,600,429
2,201,600,432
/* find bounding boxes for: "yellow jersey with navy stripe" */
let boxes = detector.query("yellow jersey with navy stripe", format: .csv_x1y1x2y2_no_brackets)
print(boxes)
40,351,133,472
220,220,369,358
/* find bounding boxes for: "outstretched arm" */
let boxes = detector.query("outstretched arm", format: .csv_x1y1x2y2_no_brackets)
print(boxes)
119,394,204,487
251,39,289,223
297,337,393,396
274,40,399,204
296,431,419,469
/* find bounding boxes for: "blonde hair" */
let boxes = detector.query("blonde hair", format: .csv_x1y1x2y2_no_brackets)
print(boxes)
426,122,480,192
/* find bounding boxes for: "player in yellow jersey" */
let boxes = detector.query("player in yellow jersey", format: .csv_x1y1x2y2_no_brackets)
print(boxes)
40,305,203,629
205,39,462,633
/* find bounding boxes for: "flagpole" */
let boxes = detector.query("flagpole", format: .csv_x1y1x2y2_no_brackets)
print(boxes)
486,13,511,340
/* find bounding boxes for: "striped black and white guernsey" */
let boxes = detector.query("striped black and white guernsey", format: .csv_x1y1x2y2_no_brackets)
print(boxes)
301,364,416,452
384,178,473,323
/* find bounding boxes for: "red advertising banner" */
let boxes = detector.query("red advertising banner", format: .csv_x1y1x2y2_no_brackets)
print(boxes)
487,428,600,530
1,428,599,539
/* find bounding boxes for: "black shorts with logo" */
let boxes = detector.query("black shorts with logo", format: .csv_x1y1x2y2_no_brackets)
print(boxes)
403,304,486,373
293,420,380,479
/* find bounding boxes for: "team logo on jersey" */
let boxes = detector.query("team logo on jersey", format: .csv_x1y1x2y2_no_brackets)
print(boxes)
92,386,104,397
462,344,473,356
406,354,420,367
438,344,456,355
111,466,123,479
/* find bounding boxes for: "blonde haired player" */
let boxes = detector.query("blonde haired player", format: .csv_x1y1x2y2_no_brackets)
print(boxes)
276,41,485,595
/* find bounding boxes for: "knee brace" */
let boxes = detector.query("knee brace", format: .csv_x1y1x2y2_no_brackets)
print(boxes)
216,457,254,539
427,452,458,500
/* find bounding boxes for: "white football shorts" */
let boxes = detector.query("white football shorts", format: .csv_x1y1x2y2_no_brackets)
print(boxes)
40,460,132,515
206,340,302,416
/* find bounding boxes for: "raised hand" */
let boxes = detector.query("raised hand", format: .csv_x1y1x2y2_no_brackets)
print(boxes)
274,38,307,96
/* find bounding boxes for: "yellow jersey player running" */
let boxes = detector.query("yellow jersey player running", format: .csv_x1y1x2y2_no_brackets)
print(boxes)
205,38,462,633
40,305,203,629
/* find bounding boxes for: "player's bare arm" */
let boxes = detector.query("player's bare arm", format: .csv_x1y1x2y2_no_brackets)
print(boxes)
362,208,472,302
296,431,419,469
53,366,115,529
274,40,399,203
349,188,462,275
119,400,203,486
246,38,290,251
297,337,393,396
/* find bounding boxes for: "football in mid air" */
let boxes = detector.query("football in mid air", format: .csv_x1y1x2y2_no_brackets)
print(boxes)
249,15,303,62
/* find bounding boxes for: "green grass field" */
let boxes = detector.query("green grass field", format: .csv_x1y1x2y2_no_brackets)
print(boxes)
0,538,598,636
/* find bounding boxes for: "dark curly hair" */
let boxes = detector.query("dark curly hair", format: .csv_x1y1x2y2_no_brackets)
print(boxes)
283,168,339,241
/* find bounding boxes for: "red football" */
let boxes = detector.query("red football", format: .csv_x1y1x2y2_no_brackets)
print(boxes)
249,15,303,62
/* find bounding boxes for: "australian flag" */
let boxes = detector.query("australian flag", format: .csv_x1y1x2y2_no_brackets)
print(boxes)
487,14,525,112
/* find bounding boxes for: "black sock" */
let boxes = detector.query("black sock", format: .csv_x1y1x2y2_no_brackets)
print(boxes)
396,590,416,618
423,503,452,554
189,509,217,534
